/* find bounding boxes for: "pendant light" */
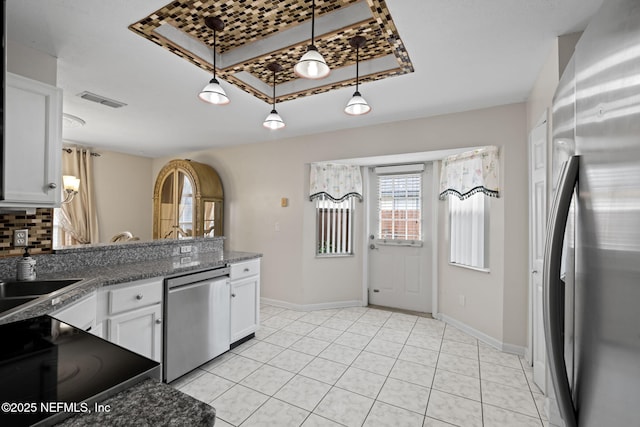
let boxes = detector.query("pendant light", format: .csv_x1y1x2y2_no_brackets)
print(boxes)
294,0,330,79
198,16,230,105
345,36,371,116
263,63,285,130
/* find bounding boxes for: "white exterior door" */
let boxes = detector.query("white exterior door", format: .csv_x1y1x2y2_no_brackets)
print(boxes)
530,120,547,392
367,164,433,312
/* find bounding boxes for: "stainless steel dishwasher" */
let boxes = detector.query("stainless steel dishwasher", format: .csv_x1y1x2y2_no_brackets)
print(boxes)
163,267,230,383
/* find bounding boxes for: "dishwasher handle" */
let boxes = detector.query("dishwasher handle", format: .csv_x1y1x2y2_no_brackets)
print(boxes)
166,267,230,290
168,277,229,293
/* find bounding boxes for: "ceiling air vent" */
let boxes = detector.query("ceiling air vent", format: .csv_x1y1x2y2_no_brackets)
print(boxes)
77,91,127,108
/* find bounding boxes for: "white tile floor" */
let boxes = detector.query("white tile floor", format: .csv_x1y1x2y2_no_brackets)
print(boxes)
170,304,548,427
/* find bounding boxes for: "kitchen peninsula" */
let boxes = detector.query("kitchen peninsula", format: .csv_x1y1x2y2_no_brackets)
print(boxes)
0,237,261,426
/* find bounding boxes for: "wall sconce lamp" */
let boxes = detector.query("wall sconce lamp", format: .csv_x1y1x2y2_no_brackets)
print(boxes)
62,175,80,204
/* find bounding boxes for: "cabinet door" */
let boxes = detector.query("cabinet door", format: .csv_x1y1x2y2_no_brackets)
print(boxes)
230,276,260,342
51,292,97,334
108,303,162,362
2,73,62,207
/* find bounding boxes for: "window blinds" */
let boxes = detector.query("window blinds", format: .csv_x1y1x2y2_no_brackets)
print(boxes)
377,173,422,241
316,196,353,255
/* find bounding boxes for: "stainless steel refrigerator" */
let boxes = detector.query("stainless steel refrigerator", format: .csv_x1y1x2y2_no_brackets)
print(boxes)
545,0,640,426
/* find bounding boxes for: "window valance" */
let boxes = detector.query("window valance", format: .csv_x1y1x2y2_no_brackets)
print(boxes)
309,163,363,202
439,146,500,200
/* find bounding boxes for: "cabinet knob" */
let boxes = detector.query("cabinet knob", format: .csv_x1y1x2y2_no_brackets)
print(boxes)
48,182,57,189
231,293,236,298
155,319,162,324
136,294,143,300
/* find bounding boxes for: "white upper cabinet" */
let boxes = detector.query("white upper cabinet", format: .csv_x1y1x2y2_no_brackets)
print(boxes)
1,72,62,208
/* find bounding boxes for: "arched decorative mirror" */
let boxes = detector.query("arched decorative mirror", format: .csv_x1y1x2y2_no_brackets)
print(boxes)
153,159,223,239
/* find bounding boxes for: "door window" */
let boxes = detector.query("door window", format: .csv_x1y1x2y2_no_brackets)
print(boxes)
377,173,422,241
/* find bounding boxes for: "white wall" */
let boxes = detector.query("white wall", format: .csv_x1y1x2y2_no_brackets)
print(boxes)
154,102,530,347
92,150,154,243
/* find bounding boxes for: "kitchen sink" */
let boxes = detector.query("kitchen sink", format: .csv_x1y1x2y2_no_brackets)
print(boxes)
0,296,38,313
0,279,82,298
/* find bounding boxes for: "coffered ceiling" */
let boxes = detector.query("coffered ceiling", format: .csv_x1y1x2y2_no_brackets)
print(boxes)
129,0,413,103
5,0,604,157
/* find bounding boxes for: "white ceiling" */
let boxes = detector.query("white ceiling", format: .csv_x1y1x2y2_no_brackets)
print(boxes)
6,0,603,158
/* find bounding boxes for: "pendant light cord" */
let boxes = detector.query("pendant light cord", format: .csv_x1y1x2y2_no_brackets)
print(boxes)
355,45,360,92
311,0,316,45
272,69,277,110
212,26,217,79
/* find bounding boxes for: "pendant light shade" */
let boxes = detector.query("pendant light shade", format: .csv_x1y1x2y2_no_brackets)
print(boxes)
199,16,230,105
263,63,285,130
294,0,330,79
263,109,285,130
294,46,330,80
199,78,229,105
344,36,371,116
345,91,371,116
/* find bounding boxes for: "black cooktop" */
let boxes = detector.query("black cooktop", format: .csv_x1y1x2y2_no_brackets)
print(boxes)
0,315,160,426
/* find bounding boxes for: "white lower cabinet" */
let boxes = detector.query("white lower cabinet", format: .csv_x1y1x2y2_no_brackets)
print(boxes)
107,303,162,363
50,291,98,335
229,259,260,343
98,277,163,363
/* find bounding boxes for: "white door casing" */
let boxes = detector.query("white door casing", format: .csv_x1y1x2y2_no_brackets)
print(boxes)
367,164,433,312
529,117,548,393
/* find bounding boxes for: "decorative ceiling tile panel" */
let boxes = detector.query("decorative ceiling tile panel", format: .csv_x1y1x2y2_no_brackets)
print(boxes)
130,0,413,103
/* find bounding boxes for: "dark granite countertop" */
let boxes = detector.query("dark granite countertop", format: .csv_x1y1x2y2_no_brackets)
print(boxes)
0,250,261,325
54,379,215,427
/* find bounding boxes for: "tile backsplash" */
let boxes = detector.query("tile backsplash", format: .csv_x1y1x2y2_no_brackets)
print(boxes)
0,209,53,257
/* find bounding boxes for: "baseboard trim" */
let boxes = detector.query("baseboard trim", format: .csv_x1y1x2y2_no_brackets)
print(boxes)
436,313,526,356
260,297,364,312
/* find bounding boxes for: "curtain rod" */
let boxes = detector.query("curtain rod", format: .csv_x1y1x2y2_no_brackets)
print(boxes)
62,148,101,157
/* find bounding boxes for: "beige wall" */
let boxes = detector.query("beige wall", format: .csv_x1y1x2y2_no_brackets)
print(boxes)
521,34,581,349
92,150,154,243
154,102,530,347
7,40,57,85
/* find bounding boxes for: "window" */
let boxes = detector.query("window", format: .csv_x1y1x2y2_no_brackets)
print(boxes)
316,195,354,256
449,193,489,269
377,173,422,241
53,209,72,248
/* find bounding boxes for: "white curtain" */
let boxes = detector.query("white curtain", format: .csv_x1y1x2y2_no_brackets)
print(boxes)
449,192,486,268
439,146,500,200
309,163,363,202
59,147,99,245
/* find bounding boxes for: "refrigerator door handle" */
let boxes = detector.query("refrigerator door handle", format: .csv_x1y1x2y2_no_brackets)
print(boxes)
543,155,579,427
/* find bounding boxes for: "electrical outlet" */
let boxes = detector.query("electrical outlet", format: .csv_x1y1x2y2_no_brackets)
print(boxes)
14,229,29,247
180,245,192,254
